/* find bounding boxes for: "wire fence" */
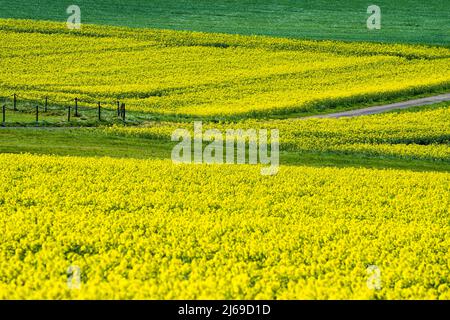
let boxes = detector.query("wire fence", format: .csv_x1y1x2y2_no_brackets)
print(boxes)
0,93,126,126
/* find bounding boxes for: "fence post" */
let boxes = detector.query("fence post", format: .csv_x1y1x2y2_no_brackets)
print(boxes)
13,94,17,111
45,97,48,112
75,97,78,117
2,105,5,126
98,102,101,121
68,106,71,122
36,105,39,125
117,101,120,117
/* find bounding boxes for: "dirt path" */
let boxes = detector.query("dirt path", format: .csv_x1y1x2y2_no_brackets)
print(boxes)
301,93,450,119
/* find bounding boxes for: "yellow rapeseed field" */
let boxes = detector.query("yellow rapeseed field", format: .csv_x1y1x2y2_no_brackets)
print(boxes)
0,154,449,299
0,19,449,117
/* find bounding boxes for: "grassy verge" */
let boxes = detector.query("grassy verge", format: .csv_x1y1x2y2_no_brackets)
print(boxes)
0,127,448,172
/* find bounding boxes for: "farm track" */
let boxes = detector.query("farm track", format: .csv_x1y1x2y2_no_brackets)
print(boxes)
302,93,450,119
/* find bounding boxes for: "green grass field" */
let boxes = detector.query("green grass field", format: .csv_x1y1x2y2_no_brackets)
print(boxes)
0,0,448,45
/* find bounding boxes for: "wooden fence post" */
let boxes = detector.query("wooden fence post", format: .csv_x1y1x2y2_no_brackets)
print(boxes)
45,97,48,112
2,105,5,126
36,105,39,124
98,102,101,121
13,94,17,111
117,101,120,117
75,97,78,117
68,106,71,122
